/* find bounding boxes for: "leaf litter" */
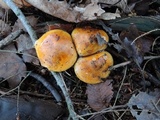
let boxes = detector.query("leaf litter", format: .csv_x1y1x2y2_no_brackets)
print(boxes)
0,0,160,119
0,15,39,87
119,24,153,64
13,16,39,65
128,89,160,120
25,0,124,22
0,19,11,37
0,95,65,120
86,80,113,111
0,44,26,87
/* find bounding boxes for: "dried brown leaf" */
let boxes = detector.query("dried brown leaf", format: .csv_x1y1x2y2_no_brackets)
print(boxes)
98,0,128,12
133,0,151,15
82,0,105,20
26,0,105,22
16,34,34,51
12,16,38,32
0,7,5,19
0,20,11,37
0,0,31,9
26,0,81,22
86,80,113,111
120,24,153,64
22,48,39,65
128,89,160,120
0,95,64,120
0,44,26,87
14,33,39,65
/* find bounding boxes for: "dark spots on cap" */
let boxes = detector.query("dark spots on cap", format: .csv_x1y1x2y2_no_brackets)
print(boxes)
55,34,60,41
89,34,97,43
91,60,98,68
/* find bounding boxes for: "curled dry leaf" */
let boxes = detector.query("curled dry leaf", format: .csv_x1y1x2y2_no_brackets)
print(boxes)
98,0,128,12
86,80,113,111
26,0,81,23
0,44,26,87
25,0,105,22
81,0,105,20
120,24,153,64
128,89,160,120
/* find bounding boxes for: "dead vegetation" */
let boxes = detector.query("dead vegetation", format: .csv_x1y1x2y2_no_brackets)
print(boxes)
0,0,160,120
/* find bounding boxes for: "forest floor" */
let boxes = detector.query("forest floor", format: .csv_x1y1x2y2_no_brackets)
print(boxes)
0,0,160,120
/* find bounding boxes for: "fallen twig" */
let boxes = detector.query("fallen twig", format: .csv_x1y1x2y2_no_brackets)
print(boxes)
25,0,81,23
3,0,37,44
109,55,160,70
131,28,160,45
51,72,78,119
0,29,23,49
113,66,127,106
80,104,128,117
0,71,31,97
30,72,62,102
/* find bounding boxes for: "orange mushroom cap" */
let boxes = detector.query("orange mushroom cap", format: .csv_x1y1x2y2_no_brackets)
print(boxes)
74,51,113,84
71,27,109,56
35,29,77,72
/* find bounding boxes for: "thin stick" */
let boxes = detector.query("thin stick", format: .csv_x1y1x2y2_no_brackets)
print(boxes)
30,72,62,102
80,104,128,117
113,66,127,106
151,36,160,51
109,55,160,70
51,72,78,120
131,28,160,45
109,61,131,70
15,71,32,120
0,29,23,49
0,71,31,98
0,49,38,59
3,0,37,44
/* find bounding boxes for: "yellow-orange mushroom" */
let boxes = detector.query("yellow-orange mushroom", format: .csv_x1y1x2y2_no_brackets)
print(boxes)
71,27,109,56
35,29,77,72
74,51,113,84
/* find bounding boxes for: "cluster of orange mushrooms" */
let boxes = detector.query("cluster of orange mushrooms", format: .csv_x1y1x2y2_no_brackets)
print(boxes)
35,27,113,84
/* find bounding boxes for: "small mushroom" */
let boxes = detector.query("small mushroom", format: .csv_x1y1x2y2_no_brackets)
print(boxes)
35,29,77,72
74,51,113,84
71,27,109,56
